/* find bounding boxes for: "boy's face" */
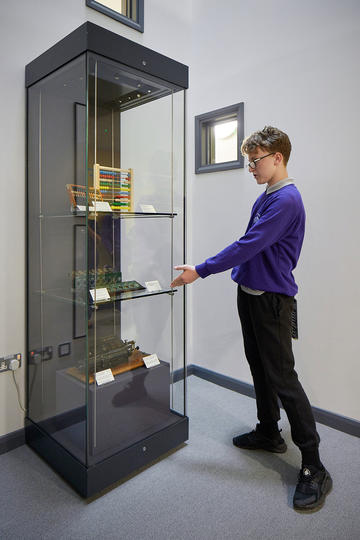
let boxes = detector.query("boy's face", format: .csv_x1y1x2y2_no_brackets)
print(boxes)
247,147,281,187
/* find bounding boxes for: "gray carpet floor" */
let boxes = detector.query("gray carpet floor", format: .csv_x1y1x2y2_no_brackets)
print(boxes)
0,375,359,540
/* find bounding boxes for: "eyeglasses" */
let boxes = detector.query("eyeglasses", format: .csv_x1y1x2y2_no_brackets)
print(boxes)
247,153,275,169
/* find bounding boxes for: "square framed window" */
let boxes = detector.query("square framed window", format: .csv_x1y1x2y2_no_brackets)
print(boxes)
195,103,244,174
86,0,144,33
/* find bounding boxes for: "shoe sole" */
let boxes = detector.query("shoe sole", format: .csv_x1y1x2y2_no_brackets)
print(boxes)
293,475,333,513
233,440,287,454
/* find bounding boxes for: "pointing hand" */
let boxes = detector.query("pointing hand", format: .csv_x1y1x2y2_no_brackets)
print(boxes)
170,265,199,288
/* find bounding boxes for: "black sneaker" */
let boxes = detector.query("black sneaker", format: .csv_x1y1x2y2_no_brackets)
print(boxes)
293,466,332,512
232,424,287,453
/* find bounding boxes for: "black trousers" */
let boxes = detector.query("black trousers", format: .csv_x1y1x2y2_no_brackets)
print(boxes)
237,286,320,452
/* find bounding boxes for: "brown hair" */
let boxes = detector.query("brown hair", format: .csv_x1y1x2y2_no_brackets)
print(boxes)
241,126,292,165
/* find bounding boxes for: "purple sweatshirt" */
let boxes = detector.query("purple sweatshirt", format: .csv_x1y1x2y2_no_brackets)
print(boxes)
195,183,305,296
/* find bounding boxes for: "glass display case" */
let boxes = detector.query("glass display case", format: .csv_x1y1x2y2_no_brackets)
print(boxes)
26,23,188,497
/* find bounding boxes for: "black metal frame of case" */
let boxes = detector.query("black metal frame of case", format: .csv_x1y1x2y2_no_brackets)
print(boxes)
25,22,189,497
25,416,188,498
25,22,188,89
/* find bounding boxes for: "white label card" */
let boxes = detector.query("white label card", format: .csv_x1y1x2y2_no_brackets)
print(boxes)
95,368,115,386
145,280,162,292
93,202,112,212
140,204,156,213
76,205,95,212
143,354,160,368
90,288,111,302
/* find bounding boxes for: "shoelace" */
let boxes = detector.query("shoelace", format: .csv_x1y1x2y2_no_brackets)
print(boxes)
297,469,317,491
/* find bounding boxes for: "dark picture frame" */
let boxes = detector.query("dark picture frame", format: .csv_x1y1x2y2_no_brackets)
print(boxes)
86,0,144,33
73,103,87,340
72,224,87,340
75,102,86,189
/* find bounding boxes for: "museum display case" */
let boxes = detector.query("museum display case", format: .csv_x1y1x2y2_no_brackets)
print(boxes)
26,22,188,497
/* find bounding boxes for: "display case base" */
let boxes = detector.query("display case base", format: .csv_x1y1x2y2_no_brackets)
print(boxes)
25,415,188,498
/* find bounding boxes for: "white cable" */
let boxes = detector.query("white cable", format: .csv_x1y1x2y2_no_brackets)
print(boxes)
12,370,26,413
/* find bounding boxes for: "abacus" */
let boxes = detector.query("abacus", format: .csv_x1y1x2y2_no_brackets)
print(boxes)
94,164,133,212
66,184,103,208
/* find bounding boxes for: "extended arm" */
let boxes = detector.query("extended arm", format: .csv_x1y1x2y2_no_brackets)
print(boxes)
196,197,296,278
170,265,199,288
171,195,297,287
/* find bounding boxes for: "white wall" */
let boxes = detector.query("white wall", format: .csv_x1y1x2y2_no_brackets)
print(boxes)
1,0,359,439
0,0,191,438
187,0,360,421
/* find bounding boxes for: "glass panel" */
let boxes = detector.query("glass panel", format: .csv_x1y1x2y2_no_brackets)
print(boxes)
98,0,137,19
27,55,88,465
87,53,185,464
201,117,238,166
214,120,237,163
171,89,185,416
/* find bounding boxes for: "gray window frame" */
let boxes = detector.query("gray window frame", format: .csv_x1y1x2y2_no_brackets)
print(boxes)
195,102,244,174
86,0,144,33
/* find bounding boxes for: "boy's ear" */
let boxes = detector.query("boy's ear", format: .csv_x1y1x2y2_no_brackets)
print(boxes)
274,152,284,165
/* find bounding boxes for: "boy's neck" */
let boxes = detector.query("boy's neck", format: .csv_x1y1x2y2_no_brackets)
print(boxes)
267,167,289,187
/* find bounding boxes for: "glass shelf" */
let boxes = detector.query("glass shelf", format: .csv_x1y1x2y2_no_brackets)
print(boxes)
42,211,178,219
38,287,177,305
111,212,177,219
110,287,177,302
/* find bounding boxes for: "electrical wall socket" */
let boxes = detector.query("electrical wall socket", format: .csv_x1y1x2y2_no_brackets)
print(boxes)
29,346,53,364
0,353,22,373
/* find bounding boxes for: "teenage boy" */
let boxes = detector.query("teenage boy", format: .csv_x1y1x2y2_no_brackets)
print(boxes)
170,126,332,512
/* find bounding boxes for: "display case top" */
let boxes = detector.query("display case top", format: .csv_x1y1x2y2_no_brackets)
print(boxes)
25,21,188,90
